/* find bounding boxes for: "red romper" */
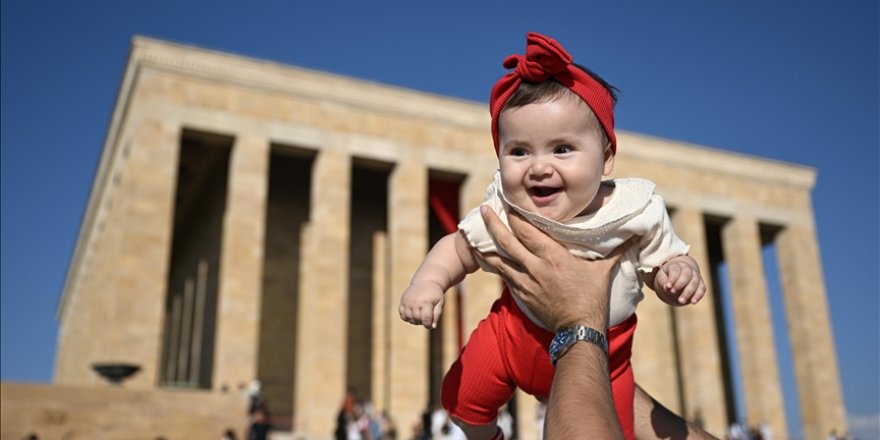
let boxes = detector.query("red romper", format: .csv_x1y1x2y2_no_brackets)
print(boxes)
441,288,637,440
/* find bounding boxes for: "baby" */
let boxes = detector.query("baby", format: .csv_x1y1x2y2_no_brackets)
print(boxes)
399,32,706,440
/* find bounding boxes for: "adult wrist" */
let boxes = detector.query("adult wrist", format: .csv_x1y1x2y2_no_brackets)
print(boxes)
553,307,608,331
551,296,609,332
554,316,606,333
549,324,609,365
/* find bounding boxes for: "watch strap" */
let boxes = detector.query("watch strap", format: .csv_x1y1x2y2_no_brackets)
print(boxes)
551,325,608,365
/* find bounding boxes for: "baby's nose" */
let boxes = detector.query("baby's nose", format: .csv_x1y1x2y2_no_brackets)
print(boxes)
529,157,553,176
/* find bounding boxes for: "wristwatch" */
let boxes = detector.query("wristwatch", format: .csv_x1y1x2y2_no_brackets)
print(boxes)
549,325,608,365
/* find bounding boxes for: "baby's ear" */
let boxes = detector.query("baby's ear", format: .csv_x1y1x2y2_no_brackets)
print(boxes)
603,147,615,176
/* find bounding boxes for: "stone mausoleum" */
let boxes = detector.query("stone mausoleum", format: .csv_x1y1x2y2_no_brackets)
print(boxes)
1,36,847,439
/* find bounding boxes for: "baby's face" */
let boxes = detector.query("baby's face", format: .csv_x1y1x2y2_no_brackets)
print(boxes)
497,96,614,222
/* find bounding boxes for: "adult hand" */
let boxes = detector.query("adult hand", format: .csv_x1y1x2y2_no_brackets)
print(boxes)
477,205,633,332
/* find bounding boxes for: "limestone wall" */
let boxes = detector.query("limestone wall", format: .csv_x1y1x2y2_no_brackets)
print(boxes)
0,382,248,440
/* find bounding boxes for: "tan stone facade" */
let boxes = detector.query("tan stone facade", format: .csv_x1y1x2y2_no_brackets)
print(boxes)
42,36,847,439
1,382,248,440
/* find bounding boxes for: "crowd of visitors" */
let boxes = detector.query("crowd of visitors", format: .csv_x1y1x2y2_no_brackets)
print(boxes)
726,421,855,440
726,421,772,440
331,389,523,440
407,402,521,440
334,388,398,440
825,430,856,440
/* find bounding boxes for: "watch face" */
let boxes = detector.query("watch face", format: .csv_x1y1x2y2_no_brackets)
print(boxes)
550,327,574,359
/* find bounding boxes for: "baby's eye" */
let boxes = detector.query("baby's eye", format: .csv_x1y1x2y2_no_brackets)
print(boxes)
510,148,528,157
554,145,573,154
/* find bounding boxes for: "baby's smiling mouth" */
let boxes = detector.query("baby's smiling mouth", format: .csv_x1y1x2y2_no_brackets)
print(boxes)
528,186,561,198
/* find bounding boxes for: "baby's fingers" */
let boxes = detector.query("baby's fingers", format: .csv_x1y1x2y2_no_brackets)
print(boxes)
664,264,683,291
398,303,410,322
431,301,444,329
400,306,417,326
675,275,698,304
688,280,707,304
419,304,436,329
677,273,707,304
401,305,418,325
654,268,669,292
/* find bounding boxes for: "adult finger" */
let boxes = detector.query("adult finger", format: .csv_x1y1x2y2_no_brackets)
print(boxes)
506,211,565,259
481,206,539,269
477,252,526,276
478,252,542,301
493,258,539,297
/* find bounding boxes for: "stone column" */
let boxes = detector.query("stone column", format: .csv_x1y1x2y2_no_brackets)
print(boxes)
372,231,390,411
294,150,351,435
630,292,680,412
387,162,429,429
515,390,541,440
102,118,179,388
213,134,270,391
722,216,787,438
441,286,461,375
671,208,727,435
437,284,462,409
165,293,182,383
177,278,195,381
775,221,847,440
189,261,209,385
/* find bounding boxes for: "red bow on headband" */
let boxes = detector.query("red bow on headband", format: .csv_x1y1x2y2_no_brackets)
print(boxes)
489,32,617,155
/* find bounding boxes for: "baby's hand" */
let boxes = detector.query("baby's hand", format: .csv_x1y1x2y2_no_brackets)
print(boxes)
654,257,707,306
399,281,445,329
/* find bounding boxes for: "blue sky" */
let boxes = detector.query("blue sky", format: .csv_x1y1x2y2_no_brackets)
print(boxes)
1,1,877,438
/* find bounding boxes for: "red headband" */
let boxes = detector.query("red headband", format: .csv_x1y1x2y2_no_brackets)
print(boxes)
490,32,617,155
